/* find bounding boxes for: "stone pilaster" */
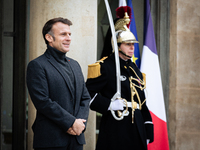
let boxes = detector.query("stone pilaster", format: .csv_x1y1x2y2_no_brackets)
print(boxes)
169,0,200,149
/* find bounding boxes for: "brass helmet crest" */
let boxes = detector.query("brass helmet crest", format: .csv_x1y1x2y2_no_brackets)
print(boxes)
113,6,139,44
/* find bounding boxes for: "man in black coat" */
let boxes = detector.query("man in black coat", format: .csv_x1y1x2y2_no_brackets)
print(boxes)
26,17,91,150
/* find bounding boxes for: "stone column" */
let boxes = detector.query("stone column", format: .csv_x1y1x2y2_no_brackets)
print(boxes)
169,0,200,149
169,0,177,149
28,0,97,149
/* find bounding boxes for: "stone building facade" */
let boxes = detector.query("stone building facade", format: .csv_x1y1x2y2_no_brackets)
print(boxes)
0,0,199,150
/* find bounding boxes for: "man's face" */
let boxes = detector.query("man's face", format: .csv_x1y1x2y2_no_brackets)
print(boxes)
119,43,135,60
47,22,71,53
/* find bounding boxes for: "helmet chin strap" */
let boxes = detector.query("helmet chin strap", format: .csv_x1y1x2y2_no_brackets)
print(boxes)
119,49,132,58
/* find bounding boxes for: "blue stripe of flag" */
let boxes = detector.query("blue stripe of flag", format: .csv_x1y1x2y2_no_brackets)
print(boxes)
144,0,157,55
127,0,141,68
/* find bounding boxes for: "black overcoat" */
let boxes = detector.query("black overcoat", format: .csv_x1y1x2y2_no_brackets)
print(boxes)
86,53,154,150
26,47,90,148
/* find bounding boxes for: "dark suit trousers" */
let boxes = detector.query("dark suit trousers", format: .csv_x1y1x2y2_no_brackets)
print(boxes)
34,136,83,150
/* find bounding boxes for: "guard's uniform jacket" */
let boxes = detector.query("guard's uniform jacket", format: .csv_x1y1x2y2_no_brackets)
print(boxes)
86,53,154,150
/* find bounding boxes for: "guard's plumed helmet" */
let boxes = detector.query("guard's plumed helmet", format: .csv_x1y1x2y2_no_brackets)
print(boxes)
116,30,138,44
114,6,139,44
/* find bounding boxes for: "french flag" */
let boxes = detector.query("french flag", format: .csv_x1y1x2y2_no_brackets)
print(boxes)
140,0,170,150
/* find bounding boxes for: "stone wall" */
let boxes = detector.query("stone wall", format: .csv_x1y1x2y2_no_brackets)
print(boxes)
169,0,200,149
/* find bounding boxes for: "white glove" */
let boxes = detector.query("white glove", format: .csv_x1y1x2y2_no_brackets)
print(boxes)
147,139,150,145
108,99,124,111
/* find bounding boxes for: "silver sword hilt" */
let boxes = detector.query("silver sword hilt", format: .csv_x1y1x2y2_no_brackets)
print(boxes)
110,92,129,120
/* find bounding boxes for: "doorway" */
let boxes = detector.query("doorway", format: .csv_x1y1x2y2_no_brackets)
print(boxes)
0,0,27,149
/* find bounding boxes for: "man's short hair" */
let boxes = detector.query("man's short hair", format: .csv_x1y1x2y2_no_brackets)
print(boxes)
42,17,72,45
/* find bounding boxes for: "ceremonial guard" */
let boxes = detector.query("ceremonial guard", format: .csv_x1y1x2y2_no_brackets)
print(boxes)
86,5,154,150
